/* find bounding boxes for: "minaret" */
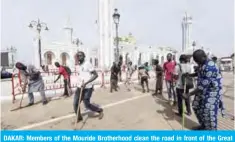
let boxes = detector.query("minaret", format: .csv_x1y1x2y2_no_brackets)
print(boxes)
98,0,114,69
64,16,73,44
182,12,192,52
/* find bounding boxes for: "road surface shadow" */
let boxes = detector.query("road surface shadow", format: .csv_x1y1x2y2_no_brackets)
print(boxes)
78,116,89,130
1,122,17,130
154,95,199,130
10,95,71,112
73,111,102,130
133,84,199,130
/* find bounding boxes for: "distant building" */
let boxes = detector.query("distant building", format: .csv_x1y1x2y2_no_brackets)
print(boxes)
0,47,17,69
220,56,233,71
231,53,234,71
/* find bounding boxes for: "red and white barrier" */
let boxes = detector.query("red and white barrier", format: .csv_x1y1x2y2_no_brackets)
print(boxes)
11,69,156,103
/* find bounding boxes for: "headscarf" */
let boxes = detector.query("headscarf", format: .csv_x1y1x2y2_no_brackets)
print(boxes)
15,62,27,70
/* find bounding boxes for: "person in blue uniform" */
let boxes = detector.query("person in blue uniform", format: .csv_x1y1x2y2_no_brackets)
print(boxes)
183,49,224,130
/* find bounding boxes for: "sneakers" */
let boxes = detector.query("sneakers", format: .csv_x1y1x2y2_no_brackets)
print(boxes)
63,94,70,97
175,112,183,117
76,116,83,123
172,101,177,106
168,99,177,106
27,103,34,106
152,93,157,96
186,112,192,116
168,99,173,105
98,110,104,120
42,100,48,105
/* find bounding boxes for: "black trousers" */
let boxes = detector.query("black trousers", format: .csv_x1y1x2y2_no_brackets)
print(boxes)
118,71,122,81
141,76,149,91
176,88,191,115
63,77,70,96
73,87,103,117
110,79,118,92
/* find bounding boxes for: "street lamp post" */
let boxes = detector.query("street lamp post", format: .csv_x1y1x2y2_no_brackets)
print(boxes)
192,41,196,52
28,19,49,67
72,38,83,47
113,8,120,63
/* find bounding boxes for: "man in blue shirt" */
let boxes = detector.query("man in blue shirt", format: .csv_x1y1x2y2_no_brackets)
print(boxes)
184,50,224,130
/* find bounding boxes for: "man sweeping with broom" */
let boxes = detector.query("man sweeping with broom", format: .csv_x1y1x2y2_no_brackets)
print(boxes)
173,55,193,117
15,62,48,106
73,51,104,124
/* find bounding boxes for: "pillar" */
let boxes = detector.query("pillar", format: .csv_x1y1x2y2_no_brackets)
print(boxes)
182,12,192,52
32,38,40,68
64,17,73,45
99,0,114,70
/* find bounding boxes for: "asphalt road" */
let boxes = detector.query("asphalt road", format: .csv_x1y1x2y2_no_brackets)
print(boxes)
1,72,234,130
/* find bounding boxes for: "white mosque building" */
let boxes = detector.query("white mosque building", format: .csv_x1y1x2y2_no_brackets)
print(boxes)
39,2,212,71
40,0,178,70
41,30,177,70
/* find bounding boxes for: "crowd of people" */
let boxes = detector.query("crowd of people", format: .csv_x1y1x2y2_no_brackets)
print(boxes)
151,50,225,130
14,49,225,130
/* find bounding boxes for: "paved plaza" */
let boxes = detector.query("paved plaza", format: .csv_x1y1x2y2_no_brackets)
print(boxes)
1,72,234,130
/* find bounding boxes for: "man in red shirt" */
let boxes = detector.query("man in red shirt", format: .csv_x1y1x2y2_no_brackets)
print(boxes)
163,53,177,106
54,62,71,97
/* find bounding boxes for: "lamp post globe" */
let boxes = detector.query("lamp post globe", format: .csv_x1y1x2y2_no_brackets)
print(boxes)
28,19,48,67
113,8,120,63
192,41,196,47
113,8,120,25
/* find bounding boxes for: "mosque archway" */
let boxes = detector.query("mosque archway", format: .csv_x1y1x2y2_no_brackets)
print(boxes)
125,53,129,64
173,54,176,61
138,53,142,65
95,58,98,67
60,52,70,66
119,55,123,63
44,51,55,65
161,56,164,64
74,54,79,65
156,55,159,61
150,54,154,65
90,58,93,64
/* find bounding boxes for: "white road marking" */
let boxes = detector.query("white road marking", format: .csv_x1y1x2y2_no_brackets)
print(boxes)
14,93,149,130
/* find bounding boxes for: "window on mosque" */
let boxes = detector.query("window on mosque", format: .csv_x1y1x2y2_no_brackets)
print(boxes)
161,56,164,64
125,53,129,64
150,55,154,65
95,58,98,67
90,58,92,64
62,53,67,66
138,53,142,65
173,55,176,61
47,53,52,65
156,55,159,61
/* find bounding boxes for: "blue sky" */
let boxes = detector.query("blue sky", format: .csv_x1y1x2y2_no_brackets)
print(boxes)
1,0,234,61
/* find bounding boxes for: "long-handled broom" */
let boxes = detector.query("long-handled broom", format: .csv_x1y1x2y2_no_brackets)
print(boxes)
11,85,27,111
182,79,187,130
74,81,84,130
